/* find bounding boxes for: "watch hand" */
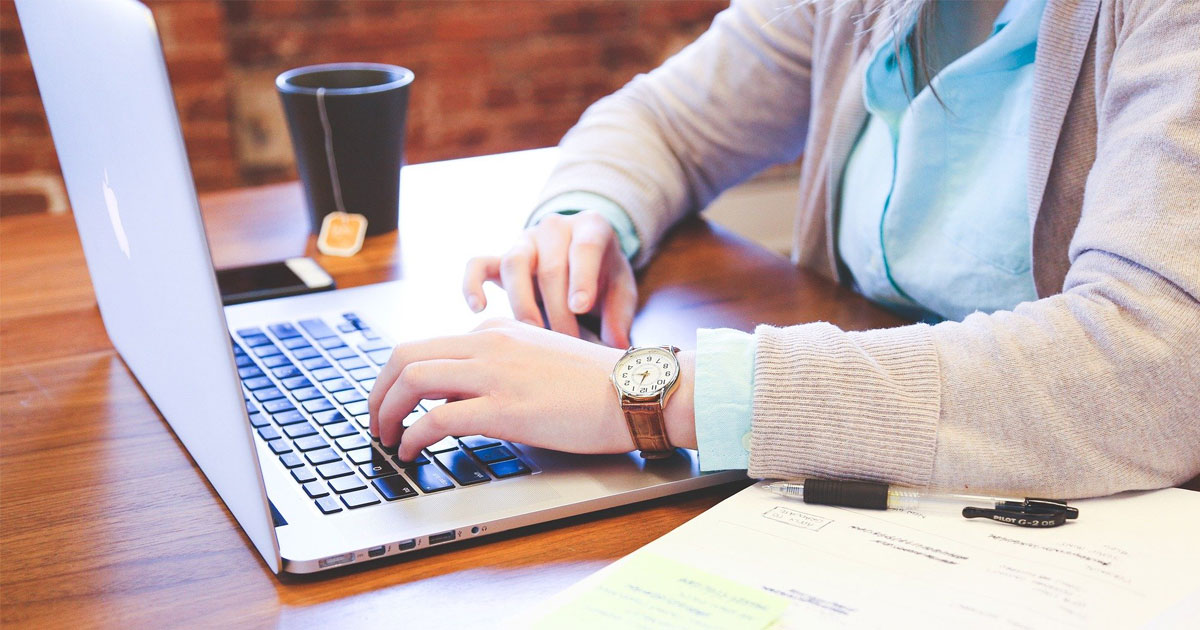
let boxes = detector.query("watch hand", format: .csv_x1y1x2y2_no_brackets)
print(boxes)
639,371,650,383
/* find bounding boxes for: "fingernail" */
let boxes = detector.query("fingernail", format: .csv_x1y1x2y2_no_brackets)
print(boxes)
467,294,482,312
569,291,588,312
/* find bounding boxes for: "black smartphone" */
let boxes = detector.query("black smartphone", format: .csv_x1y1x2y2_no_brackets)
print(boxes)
216,257,335,306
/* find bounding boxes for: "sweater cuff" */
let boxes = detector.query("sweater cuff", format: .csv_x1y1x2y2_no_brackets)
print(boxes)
748,321,941,486
527,191,642,261
694,328,756,472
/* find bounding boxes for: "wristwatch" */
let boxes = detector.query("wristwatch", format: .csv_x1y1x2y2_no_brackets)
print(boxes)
611,345,681,459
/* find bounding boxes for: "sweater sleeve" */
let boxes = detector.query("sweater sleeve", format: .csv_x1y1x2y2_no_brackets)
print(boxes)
747,1,1200,498
535,0,815,269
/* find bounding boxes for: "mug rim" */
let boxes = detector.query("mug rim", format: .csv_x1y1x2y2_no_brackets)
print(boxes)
276,62,414,96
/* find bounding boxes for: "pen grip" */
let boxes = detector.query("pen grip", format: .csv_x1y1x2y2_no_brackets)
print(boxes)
803,479,889,510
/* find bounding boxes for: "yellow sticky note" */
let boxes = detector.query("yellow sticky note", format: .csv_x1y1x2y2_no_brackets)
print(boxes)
533,553,787,630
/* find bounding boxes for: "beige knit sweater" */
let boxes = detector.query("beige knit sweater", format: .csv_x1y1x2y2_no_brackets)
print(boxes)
537,0,1200,498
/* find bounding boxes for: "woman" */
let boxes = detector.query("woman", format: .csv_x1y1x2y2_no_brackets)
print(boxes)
368,0,1200,497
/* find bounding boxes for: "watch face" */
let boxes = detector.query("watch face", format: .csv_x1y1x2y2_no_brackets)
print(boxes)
614,347,679,398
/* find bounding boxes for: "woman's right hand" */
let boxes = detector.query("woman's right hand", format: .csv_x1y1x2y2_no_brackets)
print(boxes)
462,211,636,348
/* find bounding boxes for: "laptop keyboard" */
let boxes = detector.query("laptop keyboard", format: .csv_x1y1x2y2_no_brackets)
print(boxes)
232,312,534,515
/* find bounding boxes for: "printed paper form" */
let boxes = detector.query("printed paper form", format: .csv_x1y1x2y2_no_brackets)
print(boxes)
532,483,1200,629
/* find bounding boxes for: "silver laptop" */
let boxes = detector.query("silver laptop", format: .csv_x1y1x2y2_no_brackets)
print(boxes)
16,0,741,574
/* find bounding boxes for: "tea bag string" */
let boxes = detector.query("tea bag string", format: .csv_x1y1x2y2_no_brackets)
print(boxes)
316,87,347,215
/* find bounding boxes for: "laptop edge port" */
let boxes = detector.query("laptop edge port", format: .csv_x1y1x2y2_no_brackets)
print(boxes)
367,545,386,558
428,531,456,545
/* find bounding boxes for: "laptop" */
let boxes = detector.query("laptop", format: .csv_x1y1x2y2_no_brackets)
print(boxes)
15,0,742,574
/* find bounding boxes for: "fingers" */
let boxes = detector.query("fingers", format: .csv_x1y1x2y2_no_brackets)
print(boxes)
533,218,580,337
376,359,482,448
462,256,501,313
398,397,492,461
498,235,541,327
600,254,637,349
566,214,615,315
368,337,472,439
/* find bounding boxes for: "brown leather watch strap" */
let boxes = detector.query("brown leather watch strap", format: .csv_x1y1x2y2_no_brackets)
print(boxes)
622,400,674,459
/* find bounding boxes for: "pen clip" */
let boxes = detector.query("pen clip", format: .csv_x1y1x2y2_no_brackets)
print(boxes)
962,498,1079,528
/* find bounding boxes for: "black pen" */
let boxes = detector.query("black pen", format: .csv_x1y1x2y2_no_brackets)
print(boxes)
764,479,1079,528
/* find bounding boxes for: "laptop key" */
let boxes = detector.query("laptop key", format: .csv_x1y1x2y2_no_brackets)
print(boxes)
263,399,296,415
279,452,304,469
338,357,368,371
344,401,369,416
373,476,417,500
283,422,318,440
359,461,399,479
427,436,459,454
291,387,325,402
318,337,347,350
335,390,365,404
272,409,306,426
312,410,345,426
361,379,376,393
292,346,320,360
238,366,264,379
489,458,531,479
302,481,329,498
357,339,393,353
235,354,253,368
459,435,501,450
236,327,264,338
262,354,292,368
474,445,515,464
346,448,375,465
311,367,341,382
302,399,335,414
281,376,312,391
316,461,353,479
329,475,367,494
306,448,341,466
292,467,317,483
302,357,331,371
248,412,269,428
282,338,311,352
298,318,337,339
243,376,274,391
242,334,273,348
315,496,343,514
340,489,381,509
253,344,282,358
435,450,490,485
322,378,353,393
353,414,370,429
253,387,285,402
328,346,357,360
367,349,392,366
272,365,302,380
325,422,357,438
394,452,429,466
349,367,377,382
406,464,454,493
294,435,330,452
338,322,357,334
269,441,292,455
268,322,302,339
257,426,281,441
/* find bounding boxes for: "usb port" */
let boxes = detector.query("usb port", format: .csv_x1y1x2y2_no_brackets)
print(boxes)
367,545,386,558
428,531,456,545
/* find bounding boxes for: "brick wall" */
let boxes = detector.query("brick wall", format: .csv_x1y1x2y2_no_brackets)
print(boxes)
0,0,727,217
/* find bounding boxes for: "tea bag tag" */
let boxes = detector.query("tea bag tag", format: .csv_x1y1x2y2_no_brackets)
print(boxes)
317,211,368,257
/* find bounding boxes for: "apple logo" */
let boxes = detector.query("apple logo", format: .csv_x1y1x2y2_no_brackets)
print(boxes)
102,169,131,258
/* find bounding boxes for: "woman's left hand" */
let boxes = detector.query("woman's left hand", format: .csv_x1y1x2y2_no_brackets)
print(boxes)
368,319,696,462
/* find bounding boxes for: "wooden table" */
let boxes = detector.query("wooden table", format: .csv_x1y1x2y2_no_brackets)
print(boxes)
4,151,1182,628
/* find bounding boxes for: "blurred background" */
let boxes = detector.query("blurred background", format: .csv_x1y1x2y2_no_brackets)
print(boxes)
0,0,728,216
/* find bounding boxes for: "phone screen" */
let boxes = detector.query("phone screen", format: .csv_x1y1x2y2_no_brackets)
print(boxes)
216,257,335,305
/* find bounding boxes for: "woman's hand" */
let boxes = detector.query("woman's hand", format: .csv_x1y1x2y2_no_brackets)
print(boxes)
367,319,696,461
462,211,637,348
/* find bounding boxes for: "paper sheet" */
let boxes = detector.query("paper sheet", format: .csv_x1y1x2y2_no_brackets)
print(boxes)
533,483,1200,629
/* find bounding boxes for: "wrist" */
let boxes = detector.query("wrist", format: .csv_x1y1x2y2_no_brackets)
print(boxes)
663,350,697,449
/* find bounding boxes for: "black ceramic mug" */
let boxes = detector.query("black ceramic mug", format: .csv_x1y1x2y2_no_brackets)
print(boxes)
276,63,414,236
